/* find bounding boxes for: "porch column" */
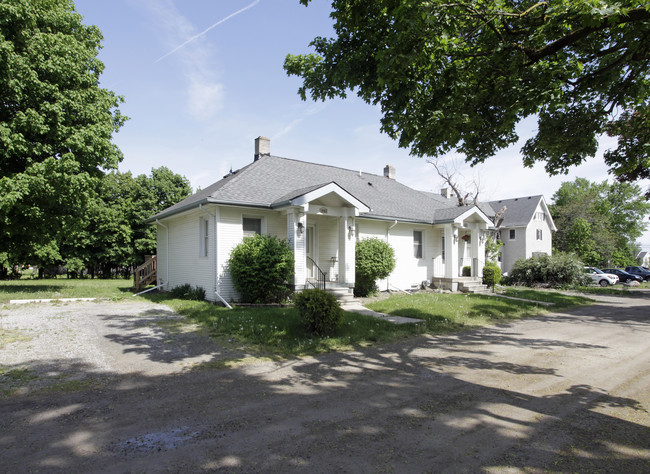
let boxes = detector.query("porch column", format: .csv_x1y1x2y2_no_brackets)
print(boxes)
339,214,356,287
471,225,481,277
287,209,307,290
444,225,459,278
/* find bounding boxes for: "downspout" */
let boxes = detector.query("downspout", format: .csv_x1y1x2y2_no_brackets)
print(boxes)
199,204,231,309
386,220,398,289
155,219,169,290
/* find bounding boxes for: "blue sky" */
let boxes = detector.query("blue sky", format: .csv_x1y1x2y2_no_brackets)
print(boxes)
74,0,649,249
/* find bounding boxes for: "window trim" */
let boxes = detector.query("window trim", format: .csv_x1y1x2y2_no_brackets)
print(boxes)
509,229,516,240
413,230,423,259
242,216,263,237
199,217,209,257
536,229,543,241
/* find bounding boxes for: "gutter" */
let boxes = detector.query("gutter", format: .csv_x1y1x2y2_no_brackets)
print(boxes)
199,204,231,309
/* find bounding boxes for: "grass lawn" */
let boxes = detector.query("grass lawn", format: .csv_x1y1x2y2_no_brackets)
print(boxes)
142,288,592,357
365,290,592,334
0,277,134,303
501,288,594,306
142,293,418,357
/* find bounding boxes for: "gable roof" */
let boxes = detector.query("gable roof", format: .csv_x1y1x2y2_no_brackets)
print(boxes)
151,154,492,225
488,195,556,230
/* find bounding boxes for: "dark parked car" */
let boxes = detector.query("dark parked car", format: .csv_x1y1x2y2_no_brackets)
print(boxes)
602,268,643,283
625,266,650,281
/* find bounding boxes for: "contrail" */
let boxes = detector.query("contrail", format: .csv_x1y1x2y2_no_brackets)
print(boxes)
154,0,261,63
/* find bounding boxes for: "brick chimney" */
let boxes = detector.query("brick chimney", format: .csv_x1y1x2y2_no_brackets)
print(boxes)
384,165,396,179
254,136,270,161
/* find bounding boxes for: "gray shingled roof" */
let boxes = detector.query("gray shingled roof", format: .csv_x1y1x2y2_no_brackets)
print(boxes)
488,196,544,227
151,155,491,224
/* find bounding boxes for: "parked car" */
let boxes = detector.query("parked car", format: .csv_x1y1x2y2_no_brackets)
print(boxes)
583,267,619,287
601,268,643,283
624,266,650,281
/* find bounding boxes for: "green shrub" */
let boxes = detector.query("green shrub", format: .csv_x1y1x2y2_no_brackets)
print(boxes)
355,238,396,297
228,234,294,303
170,284,206,300
462,266,471,277
482,263,501,289
509,253,586,288
294,289,343,336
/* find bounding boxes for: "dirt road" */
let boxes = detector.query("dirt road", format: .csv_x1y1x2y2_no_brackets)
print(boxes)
1,294,649,472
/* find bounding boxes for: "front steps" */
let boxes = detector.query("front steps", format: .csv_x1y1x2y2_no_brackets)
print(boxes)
324,283,360,306
457,278,491,295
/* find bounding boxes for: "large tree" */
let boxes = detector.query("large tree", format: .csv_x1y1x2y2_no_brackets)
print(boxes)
285,1,650,185
550,178,650,266
0,0,126,263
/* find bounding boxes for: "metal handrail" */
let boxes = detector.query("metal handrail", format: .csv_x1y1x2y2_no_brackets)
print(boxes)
306,256,326,291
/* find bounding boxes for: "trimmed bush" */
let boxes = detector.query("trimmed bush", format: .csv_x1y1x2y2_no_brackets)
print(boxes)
355,238,396,297
170,284,206,300
509,253,587,288
228,234,294,303
294,289,343,336
462,266,471,277
482,263,501,290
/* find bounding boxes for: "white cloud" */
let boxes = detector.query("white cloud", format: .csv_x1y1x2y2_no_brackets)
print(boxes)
186,75,224,121
140,0,229,121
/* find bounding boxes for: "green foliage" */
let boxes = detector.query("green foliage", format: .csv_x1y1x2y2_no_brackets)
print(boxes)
0,0,126,260
462,266,471,277
604,104,650,197
228,234,294,303
509,253,587,288
169,284,205,301
287,1,650,183
354,238,396,297
551,178,649,267
482,263,501,290
294,289,343,336
485,237,503,264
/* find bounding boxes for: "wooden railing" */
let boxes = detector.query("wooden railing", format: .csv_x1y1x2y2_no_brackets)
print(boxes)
135,255,157,290
306,256,326,291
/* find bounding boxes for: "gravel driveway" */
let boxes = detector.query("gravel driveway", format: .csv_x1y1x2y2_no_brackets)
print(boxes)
1,294,649,472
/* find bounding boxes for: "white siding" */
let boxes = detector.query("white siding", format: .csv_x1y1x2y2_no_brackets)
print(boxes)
216,207,287,302
357,219,434,291
500,226,526,274
525,202,553,259
164,209,215,300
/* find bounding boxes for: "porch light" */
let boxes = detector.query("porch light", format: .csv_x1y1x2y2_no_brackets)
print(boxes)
348,225,355,237
297,222,305,234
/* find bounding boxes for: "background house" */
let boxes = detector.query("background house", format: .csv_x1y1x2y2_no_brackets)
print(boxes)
488,196,557,274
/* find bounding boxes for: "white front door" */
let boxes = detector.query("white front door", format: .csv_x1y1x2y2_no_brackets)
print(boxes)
306,225,315,279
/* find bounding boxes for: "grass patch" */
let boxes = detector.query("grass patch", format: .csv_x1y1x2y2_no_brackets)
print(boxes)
142,288,593,357
365,292,571,333
0,277,134,303
572,284,649,296
501,288,593,308
143,293,420,357
0,328,33,348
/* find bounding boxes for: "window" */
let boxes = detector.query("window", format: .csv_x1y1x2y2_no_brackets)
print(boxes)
413,230,423,259
534,212,546,221
243,217,261,237
199,218,209,257
509,229,516,240
536,229,543,240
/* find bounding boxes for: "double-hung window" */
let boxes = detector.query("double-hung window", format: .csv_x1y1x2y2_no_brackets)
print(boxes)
413,231,423,259
243,217,262,237
199,218,209,257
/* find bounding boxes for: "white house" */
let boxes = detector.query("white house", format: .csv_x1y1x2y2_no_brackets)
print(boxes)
149,137,554,303
637,251,650,266
488,196,557,274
